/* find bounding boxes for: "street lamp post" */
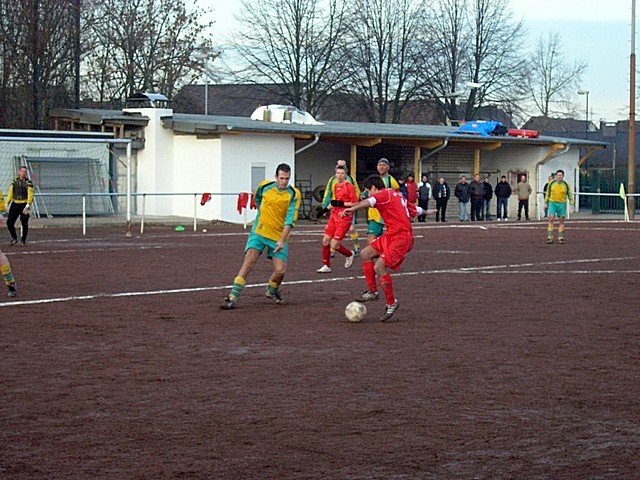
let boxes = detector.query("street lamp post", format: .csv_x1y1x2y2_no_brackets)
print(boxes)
577,89,589,139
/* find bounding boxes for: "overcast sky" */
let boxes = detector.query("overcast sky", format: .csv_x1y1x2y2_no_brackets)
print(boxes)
196,0,637,122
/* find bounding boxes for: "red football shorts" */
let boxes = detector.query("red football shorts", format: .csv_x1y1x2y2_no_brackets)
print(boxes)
370,232,414,271
324,212,352,240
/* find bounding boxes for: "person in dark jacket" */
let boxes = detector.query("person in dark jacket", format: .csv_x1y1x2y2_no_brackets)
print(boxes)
433,177,450,222
494,176,512,221
469,174,484,221
542,173,554,218
417,175,432,222
483,176,493,221
454,176,471,221
398,178,408,199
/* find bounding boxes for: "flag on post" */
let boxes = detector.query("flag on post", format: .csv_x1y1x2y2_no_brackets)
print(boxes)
620,183,630,222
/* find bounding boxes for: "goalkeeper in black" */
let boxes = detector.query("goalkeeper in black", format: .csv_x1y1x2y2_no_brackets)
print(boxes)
6,166,34,246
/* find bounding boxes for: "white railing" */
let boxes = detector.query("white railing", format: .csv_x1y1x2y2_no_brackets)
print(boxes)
536,191,640,221
33,192,249,235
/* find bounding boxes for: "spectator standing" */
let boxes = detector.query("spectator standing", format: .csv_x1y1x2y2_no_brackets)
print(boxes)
483,176,493,221
405,173,418,205
417,175,432,222
398,178,408,199
542,174,554,218
494,176,512,221
433,177,450,222
469,174,484,221
516,174,532,221
454,175,471,221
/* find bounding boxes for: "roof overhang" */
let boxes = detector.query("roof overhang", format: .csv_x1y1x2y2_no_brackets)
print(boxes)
48,108,610,153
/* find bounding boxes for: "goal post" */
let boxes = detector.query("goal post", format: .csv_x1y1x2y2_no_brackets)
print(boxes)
0,132,133,234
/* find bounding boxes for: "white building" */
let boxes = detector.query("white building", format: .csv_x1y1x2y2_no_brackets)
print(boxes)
48,100,607,224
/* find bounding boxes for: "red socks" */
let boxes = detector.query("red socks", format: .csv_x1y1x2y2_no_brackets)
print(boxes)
380,273,395,304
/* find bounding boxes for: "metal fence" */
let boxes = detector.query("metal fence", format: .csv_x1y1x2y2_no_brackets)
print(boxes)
32,191,246,235
580,167,640,213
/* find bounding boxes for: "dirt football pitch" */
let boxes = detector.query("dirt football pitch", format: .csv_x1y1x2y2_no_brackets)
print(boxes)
1,218,639,479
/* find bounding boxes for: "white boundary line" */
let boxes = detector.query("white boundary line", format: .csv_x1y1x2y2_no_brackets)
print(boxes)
2,256,638,308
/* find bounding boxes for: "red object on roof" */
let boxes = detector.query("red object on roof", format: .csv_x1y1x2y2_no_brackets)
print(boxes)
507,128,540,138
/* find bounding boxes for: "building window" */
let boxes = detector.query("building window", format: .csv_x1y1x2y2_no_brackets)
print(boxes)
251,165,266,192
509,170,528,189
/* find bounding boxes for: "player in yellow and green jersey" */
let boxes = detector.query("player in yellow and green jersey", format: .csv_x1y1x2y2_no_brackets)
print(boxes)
322,159,361,255
366,158,399,243
221,163,301,310
0,191,18,297
544,169,574,244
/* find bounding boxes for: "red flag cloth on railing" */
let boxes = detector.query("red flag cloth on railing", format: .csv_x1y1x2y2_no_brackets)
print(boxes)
237,192,249,214
200,192,212,206
250,193,257,210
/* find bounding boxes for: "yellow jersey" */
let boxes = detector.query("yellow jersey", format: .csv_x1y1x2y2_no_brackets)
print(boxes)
545,180,574,205
252,180,301,242
368,175,400,223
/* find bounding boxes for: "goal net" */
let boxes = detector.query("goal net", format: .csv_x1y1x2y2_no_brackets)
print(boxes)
0,138,115,217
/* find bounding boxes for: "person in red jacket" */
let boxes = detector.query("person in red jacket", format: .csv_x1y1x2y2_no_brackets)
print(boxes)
405,173,418,206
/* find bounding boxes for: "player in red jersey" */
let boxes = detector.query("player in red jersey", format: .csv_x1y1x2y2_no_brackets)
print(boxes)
340,174,430,321
317,164,359,273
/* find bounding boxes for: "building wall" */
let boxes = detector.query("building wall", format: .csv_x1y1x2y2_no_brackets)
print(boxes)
171,135,221,220
129,108,175,215
218,133,295,224
129,111,295,223
295,141,351,202
481,145,579,218
131,111,583,223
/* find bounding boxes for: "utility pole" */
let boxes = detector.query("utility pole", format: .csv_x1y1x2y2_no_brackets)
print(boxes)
74,0,81,109
629,0,636,219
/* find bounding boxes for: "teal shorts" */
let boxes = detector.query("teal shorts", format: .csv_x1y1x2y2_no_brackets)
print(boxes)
245,232,289,261
367,220,384,237
547,201,567,218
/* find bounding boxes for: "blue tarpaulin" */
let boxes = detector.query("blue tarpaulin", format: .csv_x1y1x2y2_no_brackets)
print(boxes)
451,121,503,136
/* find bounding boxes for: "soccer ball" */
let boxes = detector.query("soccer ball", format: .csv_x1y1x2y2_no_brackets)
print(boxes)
345,301,367,323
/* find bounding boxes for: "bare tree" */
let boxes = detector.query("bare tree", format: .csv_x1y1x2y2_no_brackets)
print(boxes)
229,0,349,116
525,32,587,118
420,0,527,124
341,0,431,123
421,0,470,123
464,0,528,121
82,0,213,105
0,0,76,128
